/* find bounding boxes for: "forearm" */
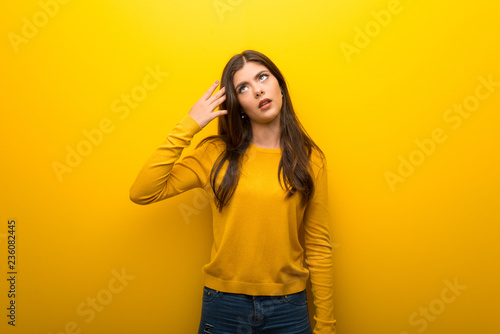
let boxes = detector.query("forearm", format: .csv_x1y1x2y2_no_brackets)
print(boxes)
307,245,336,333
129,115,203,204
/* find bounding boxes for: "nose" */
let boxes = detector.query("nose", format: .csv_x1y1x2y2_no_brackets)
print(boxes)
255,88,264,98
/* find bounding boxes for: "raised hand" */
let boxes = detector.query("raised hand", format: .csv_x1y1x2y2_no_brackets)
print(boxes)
188,80,228,129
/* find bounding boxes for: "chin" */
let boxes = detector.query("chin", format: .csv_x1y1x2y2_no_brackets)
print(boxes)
256,112,281,124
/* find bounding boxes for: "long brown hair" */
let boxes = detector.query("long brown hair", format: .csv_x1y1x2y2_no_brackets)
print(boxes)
197,50,325,212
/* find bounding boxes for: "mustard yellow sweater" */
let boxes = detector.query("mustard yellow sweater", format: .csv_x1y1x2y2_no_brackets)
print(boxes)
130,115,336,333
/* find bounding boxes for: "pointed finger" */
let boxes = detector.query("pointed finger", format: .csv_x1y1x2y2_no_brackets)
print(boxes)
202,80,221,100
209,91,226,108
208,85,225,101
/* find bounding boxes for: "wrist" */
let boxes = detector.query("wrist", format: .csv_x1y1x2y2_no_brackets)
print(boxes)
181,114,203,134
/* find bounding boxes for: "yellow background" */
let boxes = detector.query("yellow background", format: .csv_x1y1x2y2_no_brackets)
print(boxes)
1,0,499,333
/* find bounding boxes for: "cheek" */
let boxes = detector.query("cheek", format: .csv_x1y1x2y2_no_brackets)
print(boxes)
276,98,283,111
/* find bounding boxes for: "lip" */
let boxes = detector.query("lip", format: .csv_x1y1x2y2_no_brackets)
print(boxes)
258,98,272,109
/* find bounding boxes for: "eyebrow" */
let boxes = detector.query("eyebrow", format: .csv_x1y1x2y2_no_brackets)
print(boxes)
234,70,268,91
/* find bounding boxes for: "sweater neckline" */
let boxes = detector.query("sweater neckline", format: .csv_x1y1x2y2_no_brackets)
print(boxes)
249,142,282,153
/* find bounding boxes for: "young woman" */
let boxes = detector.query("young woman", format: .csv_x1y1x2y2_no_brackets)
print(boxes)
130,50,336,333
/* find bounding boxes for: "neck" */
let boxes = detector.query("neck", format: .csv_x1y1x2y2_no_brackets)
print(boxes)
250,114,281,149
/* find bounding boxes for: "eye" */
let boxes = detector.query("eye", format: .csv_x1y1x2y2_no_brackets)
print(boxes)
237,73,269,94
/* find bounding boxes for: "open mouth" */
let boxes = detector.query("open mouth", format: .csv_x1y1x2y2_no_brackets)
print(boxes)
259,98,272,108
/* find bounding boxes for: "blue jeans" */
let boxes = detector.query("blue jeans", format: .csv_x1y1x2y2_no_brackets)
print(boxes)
198,286,312,334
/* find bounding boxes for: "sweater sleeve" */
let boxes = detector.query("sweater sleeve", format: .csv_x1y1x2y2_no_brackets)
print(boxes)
129,114,216,205
303,157,336,333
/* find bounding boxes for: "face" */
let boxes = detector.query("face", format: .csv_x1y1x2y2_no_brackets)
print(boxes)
233,61,283,125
